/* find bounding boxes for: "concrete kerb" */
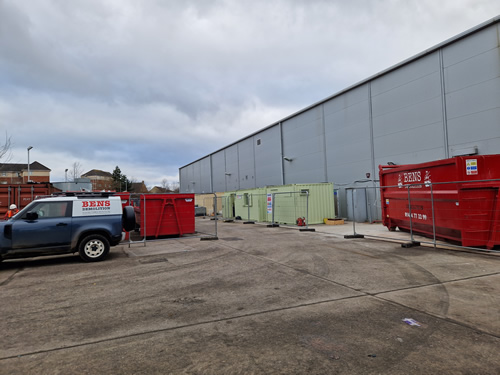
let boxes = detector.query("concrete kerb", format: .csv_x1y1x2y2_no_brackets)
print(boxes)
219,218,500,257
327,221,500,257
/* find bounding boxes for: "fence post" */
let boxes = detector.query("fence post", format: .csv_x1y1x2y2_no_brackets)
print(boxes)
128,194,137,249
142,193,147,246
267,192,279,227
408,185,413,242
401,184,420,248
299,190,315,232
430,184,436,248
272,193,275,224
306,191,309,229
200,193,219,241
213,193,218,237
353,189,357,235
344,188,364,239
334,189,340,219
244,193,255,224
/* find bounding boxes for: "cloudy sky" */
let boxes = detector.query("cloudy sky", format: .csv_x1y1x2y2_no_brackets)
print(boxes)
1,0,499,188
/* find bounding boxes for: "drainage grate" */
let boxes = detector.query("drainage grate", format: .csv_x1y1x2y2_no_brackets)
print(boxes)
221,237,244,241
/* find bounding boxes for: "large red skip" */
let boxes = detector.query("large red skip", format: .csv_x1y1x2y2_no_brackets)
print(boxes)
379,155,500,249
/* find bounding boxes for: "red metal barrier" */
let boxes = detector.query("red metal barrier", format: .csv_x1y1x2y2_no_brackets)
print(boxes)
133,194,195,238
380,155,500,249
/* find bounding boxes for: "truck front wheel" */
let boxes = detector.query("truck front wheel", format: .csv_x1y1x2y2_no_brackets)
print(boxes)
79,234,110,262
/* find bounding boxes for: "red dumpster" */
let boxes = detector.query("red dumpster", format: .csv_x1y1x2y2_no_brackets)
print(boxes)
0,183,59,217
379,155,500,249
134,194,195,238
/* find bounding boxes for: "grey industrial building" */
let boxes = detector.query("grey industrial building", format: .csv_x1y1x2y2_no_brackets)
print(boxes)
180,16,500,220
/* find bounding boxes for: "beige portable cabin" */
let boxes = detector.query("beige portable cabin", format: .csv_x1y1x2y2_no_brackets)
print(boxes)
194,193,224,216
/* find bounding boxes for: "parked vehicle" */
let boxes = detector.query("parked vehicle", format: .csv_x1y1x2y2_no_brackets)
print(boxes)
0,192,135,262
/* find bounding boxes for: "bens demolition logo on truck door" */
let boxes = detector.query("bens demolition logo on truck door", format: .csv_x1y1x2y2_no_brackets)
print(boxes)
82,200,111,212
73,200,122,216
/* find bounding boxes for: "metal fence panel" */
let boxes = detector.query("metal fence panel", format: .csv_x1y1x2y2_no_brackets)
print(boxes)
345,179,500,253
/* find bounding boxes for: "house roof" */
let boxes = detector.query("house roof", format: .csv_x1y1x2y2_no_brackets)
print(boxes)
82,169,112,178
0,161,51,172
129,181,148,193
150,186,168,193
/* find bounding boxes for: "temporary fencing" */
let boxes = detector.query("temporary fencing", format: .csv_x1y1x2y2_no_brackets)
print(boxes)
220,194,236,221
215,191,318,230
195,193,223,217
345,179,500,253
268,191,314,230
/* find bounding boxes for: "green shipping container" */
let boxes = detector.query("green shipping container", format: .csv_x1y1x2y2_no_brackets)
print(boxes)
225,183,335,225
233,188,267,222
266,183,335,225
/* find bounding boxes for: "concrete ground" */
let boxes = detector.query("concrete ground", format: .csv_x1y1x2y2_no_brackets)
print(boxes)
1,219,499,374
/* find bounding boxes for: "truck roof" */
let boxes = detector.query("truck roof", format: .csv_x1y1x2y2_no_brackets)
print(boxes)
36,193,121,202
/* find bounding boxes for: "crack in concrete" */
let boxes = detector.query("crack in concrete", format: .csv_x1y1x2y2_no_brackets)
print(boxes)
0,267,23,287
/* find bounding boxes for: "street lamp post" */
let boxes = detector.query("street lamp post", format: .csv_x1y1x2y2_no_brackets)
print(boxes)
27,146,33,183
65,169,68,182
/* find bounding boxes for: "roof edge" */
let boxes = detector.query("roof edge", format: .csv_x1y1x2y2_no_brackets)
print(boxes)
180,15,500,170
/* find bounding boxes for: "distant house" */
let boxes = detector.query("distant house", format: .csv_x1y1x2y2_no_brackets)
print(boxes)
82,169,114,191
149,186,168,194
0,161,51,184
149,186,179,193
129,181,148,194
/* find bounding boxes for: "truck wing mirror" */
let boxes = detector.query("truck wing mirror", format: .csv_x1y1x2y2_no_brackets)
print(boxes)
26,211,39,221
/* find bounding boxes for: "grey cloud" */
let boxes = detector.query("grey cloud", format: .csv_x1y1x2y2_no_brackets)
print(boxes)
1,0,499,186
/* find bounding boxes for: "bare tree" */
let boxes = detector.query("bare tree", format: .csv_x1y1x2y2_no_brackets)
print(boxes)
69,162,84,182
171,181,179,193
161,178,171,192
0,132,12,163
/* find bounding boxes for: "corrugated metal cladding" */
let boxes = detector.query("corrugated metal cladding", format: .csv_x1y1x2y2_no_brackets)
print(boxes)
180,18,500,219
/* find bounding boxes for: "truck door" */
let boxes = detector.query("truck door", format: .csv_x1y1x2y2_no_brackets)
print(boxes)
11,201,73,251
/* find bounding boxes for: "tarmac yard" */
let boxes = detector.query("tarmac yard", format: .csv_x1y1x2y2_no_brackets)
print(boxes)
1,221,499,374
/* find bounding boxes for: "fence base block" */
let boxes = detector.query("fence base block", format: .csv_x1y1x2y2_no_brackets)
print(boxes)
223,219,234,223
243,221,255,224
344,234,365,239
200,236,219,241
401,241,421,248
299,228,315,232
267,224,280,228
